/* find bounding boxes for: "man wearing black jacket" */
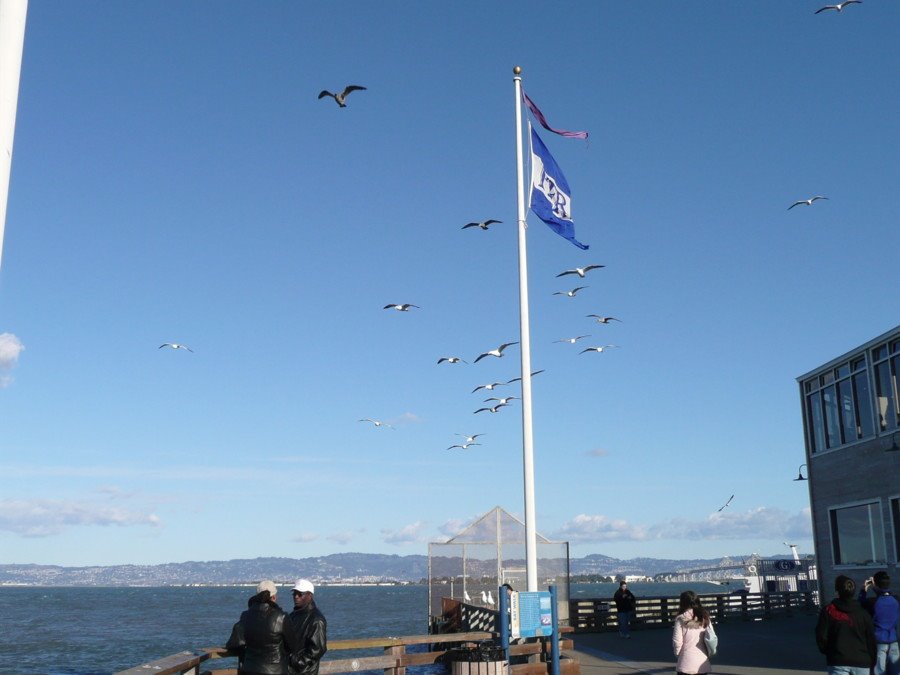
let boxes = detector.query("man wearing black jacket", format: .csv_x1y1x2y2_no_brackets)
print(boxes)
816,575,876,675
613,581,636,639
289,579,328,675
227,580,302,675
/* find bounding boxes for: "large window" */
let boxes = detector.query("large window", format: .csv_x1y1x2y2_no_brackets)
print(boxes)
804,355,875,452
830,502,886,566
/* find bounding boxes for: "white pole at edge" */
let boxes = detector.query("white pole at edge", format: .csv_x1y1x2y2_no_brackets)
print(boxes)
0,0,27,273
513,66,539,592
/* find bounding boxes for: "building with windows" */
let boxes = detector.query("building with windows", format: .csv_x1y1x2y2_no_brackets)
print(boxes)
797,325,900,597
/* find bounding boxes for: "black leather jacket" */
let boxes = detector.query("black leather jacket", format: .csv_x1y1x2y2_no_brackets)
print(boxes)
227,593,301,675
289,600,327,675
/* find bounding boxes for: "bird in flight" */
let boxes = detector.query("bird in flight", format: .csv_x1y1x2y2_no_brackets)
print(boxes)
384,303,419,312
447,442,481,450
717,495,734,512
788,196,829,210
587,314,621,324
553,286,588,298
580,345,619,354
506,370,545,384
557,264,604,278
456,433,485,444
159,343,193,352
815,0,861,13
358,418,394,429
484,396,518,405
318,85,367,107
472,381,505,393
462,219,502,230
474,342,518,363
554,335,591,344
437,356,466,364
474,403,508,414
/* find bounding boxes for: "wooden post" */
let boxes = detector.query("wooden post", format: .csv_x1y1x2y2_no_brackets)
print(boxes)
385,644,405,675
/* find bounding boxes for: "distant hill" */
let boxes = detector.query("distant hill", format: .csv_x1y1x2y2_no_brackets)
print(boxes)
0,551,774,587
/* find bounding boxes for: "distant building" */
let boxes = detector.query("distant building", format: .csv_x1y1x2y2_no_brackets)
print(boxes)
797,325,900,598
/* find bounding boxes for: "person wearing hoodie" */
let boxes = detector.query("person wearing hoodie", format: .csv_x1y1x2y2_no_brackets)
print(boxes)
815,575,876,675
858,571,900,675
227,580,302,675
672,590,712,675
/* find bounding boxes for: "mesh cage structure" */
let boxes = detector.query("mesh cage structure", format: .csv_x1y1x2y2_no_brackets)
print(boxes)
428,506,570,624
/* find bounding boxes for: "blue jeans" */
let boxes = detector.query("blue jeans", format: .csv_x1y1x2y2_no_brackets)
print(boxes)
617,610,632,636
875,641,900,675
828,667,870,675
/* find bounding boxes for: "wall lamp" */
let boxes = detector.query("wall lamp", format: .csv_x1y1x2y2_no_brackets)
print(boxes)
794,463,808,481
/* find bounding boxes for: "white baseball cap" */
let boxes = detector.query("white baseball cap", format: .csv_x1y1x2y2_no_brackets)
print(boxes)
292,579,315,594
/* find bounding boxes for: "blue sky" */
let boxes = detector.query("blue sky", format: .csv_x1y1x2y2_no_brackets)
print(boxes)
0,1,897,567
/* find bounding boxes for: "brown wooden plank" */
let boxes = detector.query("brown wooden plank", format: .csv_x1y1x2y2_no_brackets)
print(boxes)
116,650,208,675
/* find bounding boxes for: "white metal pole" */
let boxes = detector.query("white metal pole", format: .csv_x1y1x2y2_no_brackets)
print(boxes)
0,0,27,273
513,66,538,592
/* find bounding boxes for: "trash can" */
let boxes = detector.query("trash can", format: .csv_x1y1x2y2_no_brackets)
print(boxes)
445,644,507,675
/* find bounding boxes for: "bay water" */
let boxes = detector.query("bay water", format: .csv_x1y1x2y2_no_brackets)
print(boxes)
0,582,727,674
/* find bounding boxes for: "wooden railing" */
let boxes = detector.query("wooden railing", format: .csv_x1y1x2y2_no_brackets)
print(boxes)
568,591,818,633
116,629,578,675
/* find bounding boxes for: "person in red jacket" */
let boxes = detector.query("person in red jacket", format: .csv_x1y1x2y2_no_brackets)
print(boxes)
815,575,876,675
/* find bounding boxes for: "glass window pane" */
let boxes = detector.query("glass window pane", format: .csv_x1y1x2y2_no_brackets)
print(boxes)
853,371,875,439
891,354,900,429
830,503,886,565
893,499,900,562
874,345,887,361
807,392,825,454
851,357,866,372
875,361,897,431
823,384,841,448
822,372,835,385
891,340,900,354
837,379,856,443
836,364,850,379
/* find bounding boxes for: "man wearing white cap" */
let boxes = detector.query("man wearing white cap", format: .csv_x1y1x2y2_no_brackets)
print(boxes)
288,579,327,675
227,580,301,674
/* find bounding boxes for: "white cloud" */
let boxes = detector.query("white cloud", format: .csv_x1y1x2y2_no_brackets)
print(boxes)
555,507,812,544
388,412,424,426
381,520,428,545
327,529,363,545
292,533,319,543
0,498,161,537
0,332,24,387
585,447,609,457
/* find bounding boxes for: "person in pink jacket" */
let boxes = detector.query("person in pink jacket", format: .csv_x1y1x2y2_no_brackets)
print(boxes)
672,590,712,674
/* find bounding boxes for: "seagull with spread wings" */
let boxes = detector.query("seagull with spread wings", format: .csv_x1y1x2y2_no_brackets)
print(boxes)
717,495,734,512
318,85,367,107
472,381,505,393
587,314,621,324
557,264,605,278
384,303,419,312
159,343,193,352
815,0,861,13
437,356,466,364
553,286,588,298
462,219,502,230
580,345,619,354
788,195,829,210
484,396,518,405
358,418,394,429
474,403,508,414
506,370,545,384
554,335,591,344
447,442,481,450
456,433,485,444
474,342,518,363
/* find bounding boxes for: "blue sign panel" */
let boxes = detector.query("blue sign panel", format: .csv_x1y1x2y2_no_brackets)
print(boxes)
513,591,553,638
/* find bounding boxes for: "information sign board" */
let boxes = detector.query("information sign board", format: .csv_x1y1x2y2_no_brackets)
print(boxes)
510,591,553,638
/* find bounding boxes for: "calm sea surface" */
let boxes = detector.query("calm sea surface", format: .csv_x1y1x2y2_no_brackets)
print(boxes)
0,582,727,675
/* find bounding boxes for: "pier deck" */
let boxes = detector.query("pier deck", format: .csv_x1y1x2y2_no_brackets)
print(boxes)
569,613,821,674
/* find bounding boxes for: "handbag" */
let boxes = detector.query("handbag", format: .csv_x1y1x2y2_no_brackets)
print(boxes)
703,621,718,658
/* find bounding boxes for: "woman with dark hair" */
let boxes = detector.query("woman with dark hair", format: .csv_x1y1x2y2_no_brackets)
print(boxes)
815,575,876,675
672,590,712,674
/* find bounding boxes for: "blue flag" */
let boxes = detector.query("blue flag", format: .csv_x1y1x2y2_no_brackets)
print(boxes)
529,126,589,250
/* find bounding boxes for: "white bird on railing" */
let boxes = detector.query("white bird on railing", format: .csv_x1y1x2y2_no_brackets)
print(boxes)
464,591,472,602
486,591,495,606
481,591,489,604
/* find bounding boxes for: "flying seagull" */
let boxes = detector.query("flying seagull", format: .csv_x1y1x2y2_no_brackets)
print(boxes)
437,356,466,364
553,286,588,298
579,345,619,354
484,396,518,405
506,369,545,384
318,85,367,107
358,418,394,429
159,343,193,352
474,403,508,414
474,342,518,363
788,196,829,210
472,381,505,393
447,442,481,450
462,219,502,230
384,303,420,312
586,314,621,324
456,433,485,444
557,264,605,278
815,0,861,13
717,494,734,512
554,335,591,344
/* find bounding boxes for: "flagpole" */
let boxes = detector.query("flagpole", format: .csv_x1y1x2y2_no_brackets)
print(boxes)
513,65,539,593
0,0,28,273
